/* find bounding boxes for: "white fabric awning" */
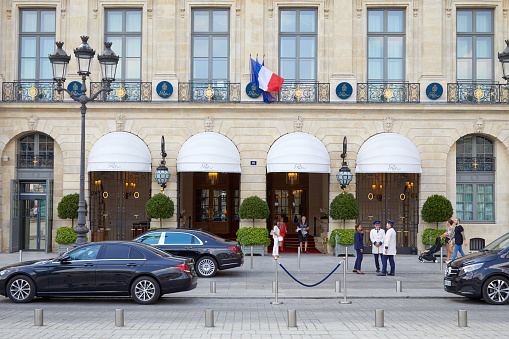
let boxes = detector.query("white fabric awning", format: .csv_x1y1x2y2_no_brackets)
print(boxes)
267,132,330,173
355,133,422,173
87,132,151,172
177,132,241,173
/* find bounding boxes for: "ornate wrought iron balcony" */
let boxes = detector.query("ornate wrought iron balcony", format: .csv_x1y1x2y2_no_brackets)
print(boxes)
90,82,152,102
456,157,495,172
17,154,54,169
357,83,420,103
178,82,241,102
275,82,330,103
2,82,63,102
447,83,509,104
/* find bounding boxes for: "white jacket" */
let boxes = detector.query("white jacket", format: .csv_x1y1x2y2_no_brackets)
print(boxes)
383,227,397,256
370,228,385,254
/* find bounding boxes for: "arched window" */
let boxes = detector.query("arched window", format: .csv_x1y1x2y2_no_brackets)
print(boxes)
17,133,54,168
456,135,494,222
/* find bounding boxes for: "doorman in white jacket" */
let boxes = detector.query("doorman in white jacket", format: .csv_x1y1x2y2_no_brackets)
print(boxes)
369,220,385,273
377,219,397,276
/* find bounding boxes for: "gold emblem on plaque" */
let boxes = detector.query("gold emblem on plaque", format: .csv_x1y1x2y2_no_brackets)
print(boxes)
473,85,484,103
116,84,127,100
204,84,215,101
28,83,39,101
294,85,303,102
383,85,394,101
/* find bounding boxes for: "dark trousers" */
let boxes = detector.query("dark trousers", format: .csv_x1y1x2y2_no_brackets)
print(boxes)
382,254,395,274
354,249,363,271
373,253,381,270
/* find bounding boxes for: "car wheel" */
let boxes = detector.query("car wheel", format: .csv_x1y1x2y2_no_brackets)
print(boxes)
482,276,509,305
131,276,160,305
7,276,35,303
196,256,218,278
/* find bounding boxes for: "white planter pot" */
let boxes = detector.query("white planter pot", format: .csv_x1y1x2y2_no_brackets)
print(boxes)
241,245,265,256
334,244,356,257
58,243,73,255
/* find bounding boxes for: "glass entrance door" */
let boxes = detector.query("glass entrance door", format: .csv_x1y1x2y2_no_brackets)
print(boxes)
21,199,46,250
272,189,306,232
195,189,229,233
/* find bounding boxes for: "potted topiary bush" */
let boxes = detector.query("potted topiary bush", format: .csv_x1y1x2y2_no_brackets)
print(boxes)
329,229,356,257
239,196,270,228
55,227,77,255
236,227,271,256
330,193,359,229
146,193,175,228
57,193,88,228
422,228,448,255
421,194,453,229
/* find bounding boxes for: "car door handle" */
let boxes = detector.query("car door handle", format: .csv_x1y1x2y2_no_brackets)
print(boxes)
83,263,94,267
185,246,192,249
127,263,137,267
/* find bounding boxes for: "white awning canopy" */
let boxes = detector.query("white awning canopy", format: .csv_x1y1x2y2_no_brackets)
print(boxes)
355,133,422,173
267,132,331,173
87,132,151,172
177,132,241,173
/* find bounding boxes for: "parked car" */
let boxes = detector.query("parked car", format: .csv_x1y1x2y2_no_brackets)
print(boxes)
134,229,244,278
0,241,197,304
444,232,509,305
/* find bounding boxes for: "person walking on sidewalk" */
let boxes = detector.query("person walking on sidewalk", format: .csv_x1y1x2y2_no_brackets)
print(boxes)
353,224,364,274
370,220,385,273
277,217,287,252
440,219,455,262
272,223,281,258
378,219,396,276
297,216,309,253
451,218,467,260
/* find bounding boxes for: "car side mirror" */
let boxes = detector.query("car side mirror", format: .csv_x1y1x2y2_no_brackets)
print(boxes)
58,255,71,262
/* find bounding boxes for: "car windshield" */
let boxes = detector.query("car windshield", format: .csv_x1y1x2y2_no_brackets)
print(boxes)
484,232,509,252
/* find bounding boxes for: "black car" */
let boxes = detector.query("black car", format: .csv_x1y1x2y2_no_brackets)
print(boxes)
0,241,197,304
134,229,244,278
444,232,509,305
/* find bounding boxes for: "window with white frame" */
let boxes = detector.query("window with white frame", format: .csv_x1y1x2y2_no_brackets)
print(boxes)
367,9,405,82
105,9,142,81
279,9,317,81
456,9,494,82
19,9,56,81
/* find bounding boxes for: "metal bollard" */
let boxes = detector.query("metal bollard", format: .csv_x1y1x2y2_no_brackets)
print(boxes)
396,280,402,292
205,309,214,327
335,280,341,293
287,309,297,327
458,310,467,327
272,281,278,293
339,258,351,304
115,309,124,327
34,309,43,326
210,281,216,293
250,245,254,269
375,309,384,327
298,247,301,270
19,250,23,263
270,257,282,304
440,246,443,271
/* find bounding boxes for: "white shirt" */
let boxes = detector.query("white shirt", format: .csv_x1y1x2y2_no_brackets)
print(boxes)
370,227,385,254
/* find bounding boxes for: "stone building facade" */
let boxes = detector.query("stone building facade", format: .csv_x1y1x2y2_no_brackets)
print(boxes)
0,0,508,253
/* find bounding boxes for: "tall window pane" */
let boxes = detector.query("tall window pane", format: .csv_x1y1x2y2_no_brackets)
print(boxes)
192,9,230,82
279,9,317,81
105,9,142,81
367,9,405,82
19,9,55,81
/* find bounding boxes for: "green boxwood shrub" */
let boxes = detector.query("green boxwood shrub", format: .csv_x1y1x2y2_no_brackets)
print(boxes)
422,228,447,246
329,193,359,229
421,195,453,229
328,229,355,247
239,196,270,228
55,227,77,244
236,227,271,246
57,193,88,228
146,193,175,228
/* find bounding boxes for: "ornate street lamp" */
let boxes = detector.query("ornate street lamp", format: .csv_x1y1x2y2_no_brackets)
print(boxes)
498,40,509,82
336,136,353,191
49,36,119,246
154,136,170,193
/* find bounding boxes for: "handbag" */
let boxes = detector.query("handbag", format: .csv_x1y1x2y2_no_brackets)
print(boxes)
278,236,283,241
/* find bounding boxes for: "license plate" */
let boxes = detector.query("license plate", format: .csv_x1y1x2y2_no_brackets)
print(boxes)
444,280,452,287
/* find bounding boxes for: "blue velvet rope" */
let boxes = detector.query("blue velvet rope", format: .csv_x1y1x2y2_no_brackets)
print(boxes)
278,262,342,287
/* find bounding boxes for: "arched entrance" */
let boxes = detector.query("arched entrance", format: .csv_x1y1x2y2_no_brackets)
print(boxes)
356,133,421,254
87,132,152,241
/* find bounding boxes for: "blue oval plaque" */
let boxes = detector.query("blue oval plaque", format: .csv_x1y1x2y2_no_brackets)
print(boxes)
156,81,173,98
426,83,443,100
67,81,82,96
336,82,353,100
246,83,262,99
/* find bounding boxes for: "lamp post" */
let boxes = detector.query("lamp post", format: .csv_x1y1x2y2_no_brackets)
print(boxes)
154,136,170,193
498,40,509,82
49,36,119,246
336,136,353,191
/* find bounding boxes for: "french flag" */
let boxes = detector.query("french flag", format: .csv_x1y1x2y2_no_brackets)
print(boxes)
250,58,284,92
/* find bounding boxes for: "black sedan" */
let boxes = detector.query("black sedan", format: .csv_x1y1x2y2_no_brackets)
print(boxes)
0,241,197,304
134,229,244,277
444,232,509,305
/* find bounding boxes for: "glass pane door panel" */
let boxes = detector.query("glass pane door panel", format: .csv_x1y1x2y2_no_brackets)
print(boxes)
213,190,227,222
21,199,45,250
195,189,209,222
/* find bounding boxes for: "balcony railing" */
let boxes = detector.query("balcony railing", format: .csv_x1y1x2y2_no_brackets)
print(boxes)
456,157,495,172
178,82,241,103
274,82,330,103
357,83,420,103
2,82,63,102
447,83,509,104
90,82,152,102
17,153,54,169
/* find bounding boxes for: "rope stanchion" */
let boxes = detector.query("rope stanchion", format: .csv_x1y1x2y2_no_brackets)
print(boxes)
278,262,341,287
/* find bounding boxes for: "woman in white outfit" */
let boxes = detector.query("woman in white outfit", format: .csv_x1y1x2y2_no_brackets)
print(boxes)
272,224,281,258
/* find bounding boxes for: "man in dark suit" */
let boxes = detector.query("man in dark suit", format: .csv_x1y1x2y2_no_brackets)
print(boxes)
353,223,364,274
